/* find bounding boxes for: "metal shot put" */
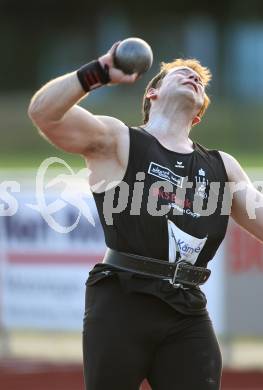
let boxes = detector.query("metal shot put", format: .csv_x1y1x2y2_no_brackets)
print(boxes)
28,37,263,390
113,37,153,75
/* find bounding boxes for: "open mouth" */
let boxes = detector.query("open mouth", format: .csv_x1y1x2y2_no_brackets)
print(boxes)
183,82,197,93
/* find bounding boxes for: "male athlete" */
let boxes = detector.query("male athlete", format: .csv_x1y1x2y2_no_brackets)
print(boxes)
28,42,263,390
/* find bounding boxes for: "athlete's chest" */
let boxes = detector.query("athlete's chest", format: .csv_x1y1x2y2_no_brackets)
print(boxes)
141,152,214,205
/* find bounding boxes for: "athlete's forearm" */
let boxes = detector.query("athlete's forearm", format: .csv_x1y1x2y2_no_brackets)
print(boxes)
28,71,87,125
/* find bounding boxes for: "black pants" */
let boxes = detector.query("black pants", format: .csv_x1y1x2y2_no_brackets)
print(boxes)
82,273,222,390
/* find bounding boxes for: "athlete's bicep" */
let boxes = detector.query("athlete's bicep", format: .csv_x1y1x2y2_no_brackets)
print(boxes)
33,103,128,158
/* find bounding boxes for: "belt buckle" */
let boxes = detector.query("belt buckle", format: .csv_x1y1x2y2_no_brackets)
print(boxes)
172,262,211,288
171,262,185,288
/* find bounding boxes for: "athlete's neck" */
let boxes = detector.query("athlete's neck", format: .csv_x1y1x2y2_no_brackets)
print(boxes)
142,111,195,154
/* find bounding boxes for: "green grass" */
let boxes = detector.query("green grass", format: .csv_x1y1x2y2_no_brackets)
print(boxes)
2,93,263,170
226,153,263,168
2,151,263,171
1,152,86,170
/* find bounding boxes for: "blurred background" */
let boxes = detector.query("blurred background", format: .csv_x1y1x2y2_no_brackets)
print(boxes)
1,0,263,389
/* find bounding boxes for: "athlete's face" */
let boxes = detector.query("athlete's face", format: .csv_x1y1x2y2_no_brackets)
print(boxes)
158,66,205,112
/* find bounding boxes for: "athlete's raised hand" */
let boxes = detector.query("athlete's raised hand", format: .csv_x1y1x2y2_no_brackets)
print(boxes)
99,42,139,84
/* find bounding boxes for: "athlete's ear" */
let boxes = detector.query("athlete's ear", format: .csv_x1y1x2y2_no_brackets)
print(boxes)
146,88,158,100
192,116,201,126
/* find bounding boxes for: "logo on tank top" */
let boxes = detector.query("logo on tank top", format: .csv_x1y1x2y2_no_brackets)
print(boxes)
198,168,205,176
148,162,184,188
167,220,207,264
195,168,209,199
174,161,185,169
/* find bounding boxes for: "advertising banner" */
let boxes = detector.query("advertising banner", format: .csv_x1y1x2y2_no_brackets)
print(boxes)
0,164,106,330
0,191,106,330
224,220,263,335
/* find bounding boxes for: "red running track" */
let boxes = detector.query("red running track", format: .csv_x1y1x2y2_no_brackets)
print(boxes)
0,359,263,390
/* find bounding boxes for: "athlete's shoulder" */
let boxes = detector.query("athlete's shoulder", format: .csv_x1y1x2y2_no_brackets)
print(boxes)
218,151,250,183
127,126,156,150
194,141,220,157
195,142,229,180
129,125,154,139
97,115,128,134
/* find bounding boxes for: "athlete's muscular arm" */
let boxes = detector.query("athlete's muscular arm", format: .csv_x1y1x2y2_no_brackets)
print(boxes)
220,151,263,242
28,43,137,160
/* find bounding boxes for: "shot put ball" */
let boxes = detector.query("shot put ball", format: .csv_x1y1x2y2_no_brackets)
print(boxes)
113,37,153,75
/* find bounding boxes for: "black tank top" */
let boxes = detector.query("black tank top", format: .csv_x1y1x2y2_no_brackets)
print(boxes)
91,126,229,315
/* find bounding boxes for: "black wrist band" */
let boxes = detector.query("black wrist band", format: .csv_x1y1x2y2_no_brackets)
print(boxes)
77,60,110,92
